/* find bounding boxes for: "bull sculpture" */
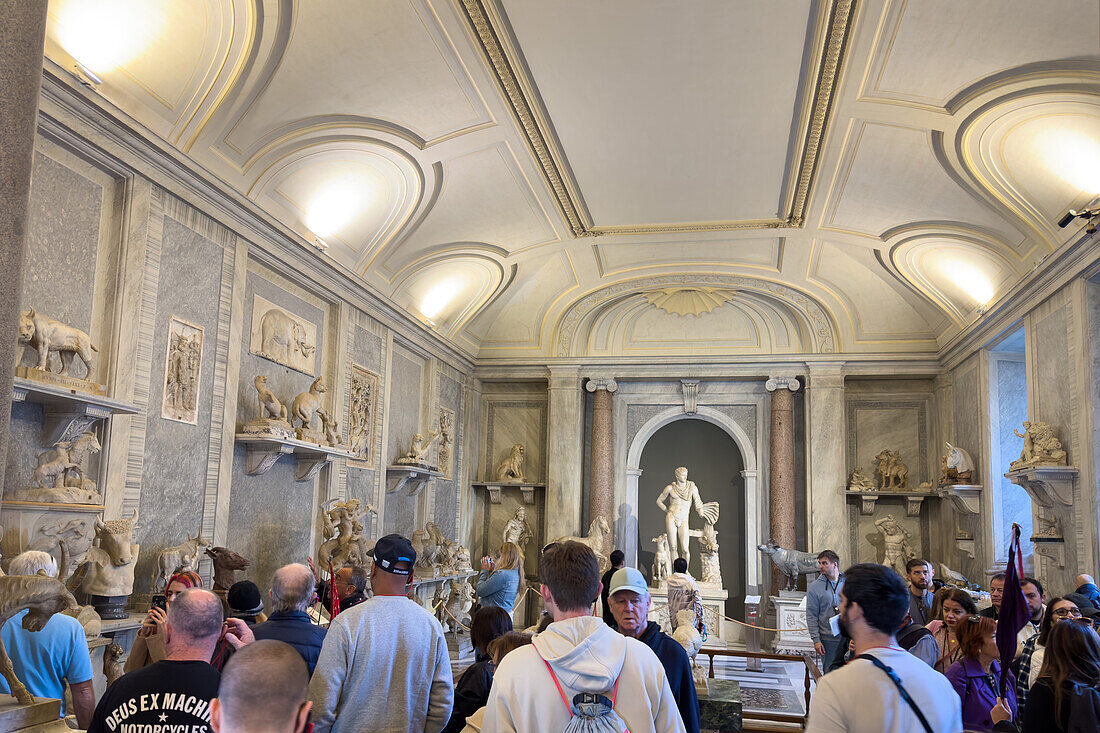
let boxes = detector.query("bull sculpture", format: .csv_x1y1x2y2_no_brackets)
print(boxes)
756,538,819,591
81,510,140,600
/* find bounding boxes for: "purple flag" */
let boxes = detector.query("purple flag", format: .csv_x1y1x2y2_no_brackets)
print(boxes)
997,523,1031,696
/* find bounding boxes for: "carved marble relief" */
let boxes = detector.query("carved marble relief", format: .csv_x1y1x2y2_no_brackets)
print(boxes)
161,316,203,425
248,295,317,375
438,407,455,480
347,365,380,468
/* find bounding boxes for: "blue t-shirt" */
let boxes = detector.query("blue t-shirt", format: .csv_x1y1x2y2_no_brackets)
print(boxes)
0,609,93,716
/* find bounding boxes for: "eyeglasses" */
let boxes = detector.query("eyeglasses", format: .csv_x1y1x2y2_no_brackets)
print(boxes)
1052,608,1082,618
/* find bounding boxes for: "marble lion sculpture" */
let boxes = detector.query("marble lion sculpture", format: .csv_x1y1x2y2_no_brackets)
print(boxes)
495,444,527,483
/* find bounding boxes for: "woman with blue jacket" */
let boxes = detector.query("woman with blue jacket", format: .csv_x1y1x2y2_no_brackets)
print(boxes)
476,542,524,613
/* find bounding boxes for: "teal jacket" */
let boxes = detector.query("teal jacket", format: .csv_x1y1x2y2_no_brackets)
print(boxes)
476,567,520,612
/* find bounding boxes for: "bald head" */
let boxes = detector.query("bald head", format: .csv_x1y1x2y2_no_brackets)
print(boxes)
211,640,310,733
166,588,223,658
271,564,314,613
1078,574,1096,587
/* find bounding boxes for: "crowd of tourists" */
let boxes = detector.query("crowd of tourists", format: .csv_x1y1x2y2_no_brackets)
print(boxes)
3,536,1100,732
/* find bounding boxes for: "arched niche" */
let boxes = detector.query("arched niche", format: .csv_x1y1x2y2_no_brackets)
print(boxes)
623,406,761,607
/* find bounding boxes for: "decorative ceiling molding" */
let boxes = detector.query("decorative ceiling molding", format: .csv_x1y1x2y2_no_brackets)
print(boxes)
643,288,738,316
555,274,837,356
458,0,856,237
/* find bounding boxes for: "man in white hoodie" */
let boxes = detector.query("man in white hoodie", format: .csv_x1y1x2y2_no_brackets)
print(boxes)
482,542,685,733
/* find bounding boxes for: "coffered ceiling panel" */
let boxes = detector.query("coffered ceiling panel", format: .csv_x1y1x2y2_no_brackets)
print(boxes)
219,0,492,158
862,0,1099,108
593,237,783,277
498,0,814,226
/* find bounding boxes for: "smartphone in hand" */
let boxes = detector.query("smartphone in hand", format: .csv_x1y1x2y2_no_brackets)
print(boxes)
151,594,167,612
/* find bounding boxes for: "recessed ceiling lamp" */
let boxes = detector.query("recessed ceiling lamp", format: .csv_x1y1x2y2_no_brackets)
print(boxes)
305,186,364,240
420,278,463,322
56,0,163,76
946,262,994,311
1039,127,1100,197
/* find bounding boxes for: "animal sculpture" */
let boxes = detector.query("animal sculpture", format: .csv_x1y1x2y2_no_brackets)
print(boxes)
103,643,124,688
18,308,99,381
80,511,140,599
254,375,287,421
495,444,527,482
31,431,101,489
756,539,819,591
652,533,671,584
205,546,250,593
552,516,613,573
259,309,315,365
317,408,343,446
0,575,78,704
440,581,476,634
292,378,327,430
875,449,910,491
942,443,974,484
152,531,210,592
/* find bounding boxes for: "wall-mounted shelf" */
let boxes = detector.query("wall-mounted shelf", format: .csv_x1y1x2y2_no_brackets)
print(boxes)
1004,466,1077,507
386,465,442,496
13,377,138,445
472,482,545,505
844,490,939,517
235,434,354,481
1032,535,1066,568
939,484,982,515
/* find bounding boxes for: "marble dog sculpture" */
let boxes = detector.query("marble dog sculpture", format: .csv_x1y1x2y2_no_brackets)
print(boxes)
18,308,99,381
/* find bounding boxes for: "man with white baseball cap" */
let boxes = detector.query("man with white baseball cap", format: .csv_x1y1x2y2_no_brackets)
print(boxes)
607,567,700,733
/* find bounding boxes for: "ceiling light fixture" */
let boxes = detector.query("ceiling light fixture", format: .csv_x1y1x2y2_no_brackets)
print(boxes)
946,262,994,308
306,188,361,239
71,62,102,89
1057,207,1100,234
56,0,163,75
420,278,463,321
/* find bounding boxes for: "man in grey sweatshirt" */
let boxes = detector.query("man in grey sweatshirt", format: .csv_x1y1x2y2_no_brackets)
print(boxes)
309,534,454,733
805,549,844,672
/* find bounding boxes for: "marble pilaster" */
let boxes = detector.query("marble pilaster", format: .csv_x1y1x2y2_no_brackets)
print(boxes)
806,364,848,554
765,376,800,595
546,367,583,541
586,377,617,548
0,0,48,486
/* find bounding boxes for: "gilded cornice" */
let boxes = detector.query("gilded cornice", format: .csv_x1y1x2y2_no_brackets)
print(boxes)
458,0,856,236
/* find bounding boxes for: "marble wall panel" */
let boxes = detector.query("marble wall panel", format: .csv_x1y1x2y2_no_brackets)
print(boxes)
384,347,424,534
847,403,928,486
953,358,983,470
345,323,383,536
134,217,225,593
995,357,1031,557
435,373,463,538
484,403,546,483
852,504,924,566
1033,306,1071,449
4,403,46,497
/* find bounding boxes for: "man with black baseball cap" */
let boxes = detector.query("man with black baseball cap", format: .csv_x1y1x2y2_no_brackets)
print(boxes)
309,534,454,733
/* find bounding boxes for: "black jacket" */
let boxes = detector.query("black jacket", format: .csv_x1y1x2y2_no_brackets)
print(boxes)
637,621,700,733
442,653,494,733
251,610,328,675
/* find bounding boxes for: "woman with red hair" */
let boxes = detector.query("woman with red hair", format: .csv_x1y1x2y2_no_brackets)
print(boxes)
125,571,203,672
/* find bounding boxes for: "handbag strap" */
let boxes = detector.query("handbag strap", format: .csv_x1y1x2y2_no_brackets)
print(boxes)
855,654,934,733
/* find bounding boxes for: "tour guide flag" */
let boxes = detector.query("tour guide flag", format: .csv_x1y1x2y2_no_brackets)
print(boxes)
329,558,341,619
997,523,1030,696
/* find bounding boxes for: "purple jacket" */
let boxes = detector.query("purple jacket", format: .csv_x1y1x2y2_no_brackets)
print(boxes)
945,657,1016,732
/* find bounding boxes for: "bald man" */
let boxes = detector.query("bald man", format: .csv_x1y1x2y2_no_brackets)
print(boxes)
253,564,328,674
212,640,311,733
1075,574,1100,609
87,588,224,733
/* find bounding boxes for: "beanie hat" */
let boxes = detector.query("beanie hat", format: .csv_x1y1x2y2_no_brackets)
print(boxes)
227,580,264,616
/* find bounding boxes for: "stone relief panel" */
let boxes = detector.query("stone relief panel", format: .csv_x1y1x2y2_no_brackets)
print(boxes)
434,371,463,538
161,316,204,425
248,295,318,376
346,364,380,469
438,407,456,480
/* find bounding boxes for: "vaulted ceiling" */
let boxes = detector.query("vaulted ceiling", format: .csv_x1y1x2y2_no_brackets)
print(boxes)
42,0,1100,361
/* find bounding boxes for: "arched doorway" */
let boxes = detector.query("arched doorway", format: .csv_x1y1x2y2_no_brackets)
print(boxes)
637,418,746,620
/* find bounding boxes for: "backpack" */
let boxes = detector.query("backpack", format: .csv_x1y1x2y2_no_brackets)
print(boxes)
537,652,629,733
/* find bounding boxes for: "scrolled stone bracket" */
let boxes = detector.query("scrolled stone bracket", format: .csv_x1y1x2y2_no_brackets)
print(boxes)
13,377,138,445
472,482,544,505
939,484,982,515
1004,466,1077,507
236,434,355,481
386,465,443,497
1032,536,1066,568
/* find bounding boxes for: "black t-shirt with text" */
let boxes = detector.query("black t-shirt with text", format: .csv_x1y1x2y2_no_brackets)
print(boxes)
87,660,221,733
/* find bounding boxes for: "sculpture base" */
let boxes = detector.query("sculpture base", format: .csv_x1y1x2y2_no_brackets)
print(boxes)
15,366,106,396
0,696,69,733
240,418,294,440
295,427,328,445
89,594,129,620
770,593,815,655
394,457,439,470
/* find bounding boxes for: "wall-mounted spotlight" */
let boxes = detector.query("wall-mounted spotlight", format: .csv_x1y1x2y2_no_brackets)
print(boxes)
72,62,103,90
1057,208,1100,233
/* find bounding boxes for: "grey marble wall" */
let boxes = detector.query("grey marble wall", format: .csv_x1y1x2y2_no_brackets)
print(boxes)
435,372,463,538
384,347,424,534
994,357,1031,557
344,321,384,536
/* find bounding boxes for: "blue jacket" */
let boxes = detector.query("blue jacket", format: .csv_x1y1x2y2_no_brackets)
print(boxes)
1075,583,1100,609
476,567,519,612
251,610,327,675
805,573,844,644
638,621,700,733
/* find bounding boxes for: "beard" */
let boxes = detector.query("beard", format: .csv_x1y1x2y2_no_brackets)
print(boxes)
838,608,852,638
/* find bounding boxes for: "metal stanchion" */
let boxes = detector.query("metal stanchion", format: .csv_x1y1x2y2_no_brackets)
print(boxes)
744,594,763,672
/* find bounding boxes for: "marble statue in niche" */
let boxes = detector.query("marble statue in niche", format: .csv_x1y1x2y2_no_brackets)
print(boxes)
16,307,103,394
397,428,441,468
875,514,915,576
655,467,719,565
80,511,140,600
847,467,874,492
437,407,455,480
241,375,294,439
756,539,818,591
940,443,974,486
0,574,78,704
698,510,722,587
501,507,533,550
205,546,251,594
318,499,375,571
161,317,203,425
874,450,909,492
292,377,328,444
249,296,317,375
152,531,211,592
1010,421,1068,470
495,444,527,483
552,516,613,573
12,431,102,504
347,365,379,467
652,533,671,584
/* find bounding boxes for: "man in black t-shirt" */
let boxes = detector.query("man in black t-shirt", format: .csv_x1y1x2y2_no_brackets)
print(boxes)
600,550,626,626
88,589,225,733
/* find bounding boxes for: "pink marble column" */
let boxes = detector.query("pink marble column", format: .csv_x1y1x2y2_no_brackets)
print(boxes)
766,376,800,596
586,377,617,548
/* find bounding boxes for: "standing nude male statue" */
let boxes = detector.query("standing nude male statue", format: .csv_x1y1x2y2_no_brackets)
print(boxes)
655,467,720,566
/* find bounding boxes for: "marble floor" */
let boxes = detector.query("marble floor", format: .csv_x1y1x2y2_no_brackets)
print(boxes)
703,648,808,718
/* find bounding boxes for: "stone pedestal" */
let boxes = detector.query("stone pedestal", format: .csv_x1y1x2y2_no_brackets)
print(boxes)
0,697,70,733
698,679,743,733
585,377,617,546
765,377,800,596
770,593,815,656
